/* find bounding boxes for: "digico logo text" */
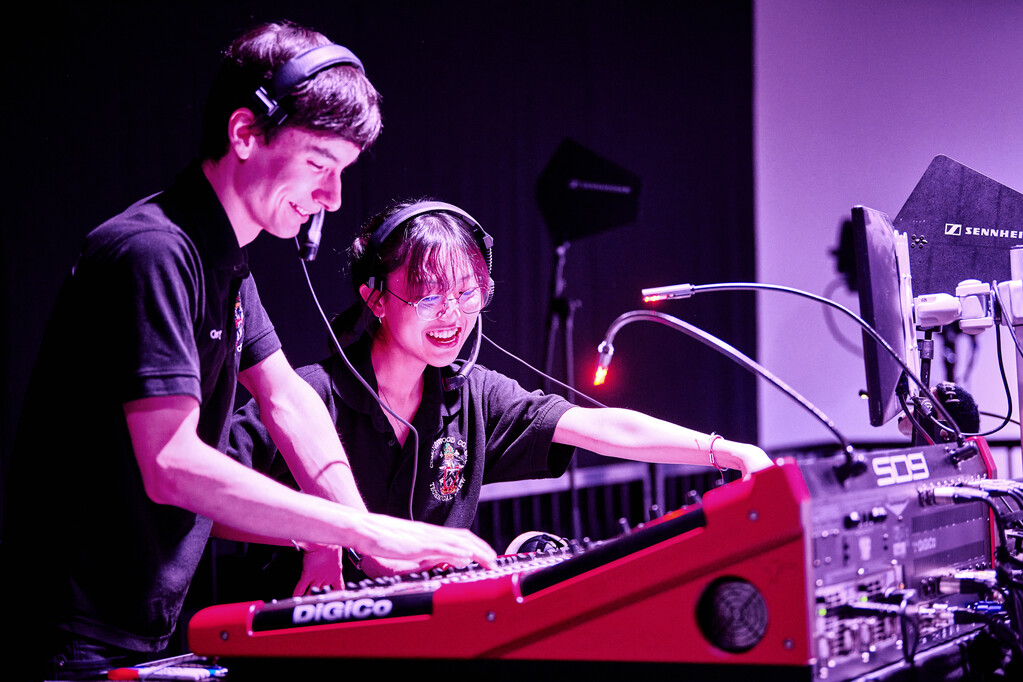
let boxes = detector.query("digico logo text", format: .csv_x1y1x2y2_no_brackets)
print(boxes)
871,452,930,487
293,598,394,624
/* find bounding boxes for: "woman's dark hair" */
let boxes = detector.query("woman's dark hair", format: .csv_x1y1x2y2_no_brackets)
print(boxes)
199,21,382,160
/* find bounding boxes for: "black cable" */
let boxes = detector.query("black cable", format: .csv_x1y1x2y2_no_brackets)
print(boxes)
997,566,1023,653
845,591,920,666
296,252,421,521
993,283,1023,360
821,277,863,356
981,410,1021,428
889,589,919,667
968,481,1023,509
660,281,965,442
888,286,1012,440
898,389,935,445
968,284,1020,438
481,333,608,408
598,309,854,455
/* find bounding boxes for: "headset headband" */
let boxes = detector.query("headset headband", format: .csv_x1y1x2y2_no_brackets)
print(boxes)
254,43,365,128
368,200,495,296
366,201,494,289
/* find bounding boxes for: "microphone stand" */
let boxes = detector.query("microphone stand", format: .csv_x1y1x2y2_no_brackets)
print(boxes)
914,329,937,446
544,242,581,390
543,241,583,540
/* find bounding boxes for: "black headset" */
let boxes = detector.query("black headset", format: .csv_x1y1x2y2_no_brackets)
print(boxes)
251,43,365,128
364,201,495,391
250,42,366,261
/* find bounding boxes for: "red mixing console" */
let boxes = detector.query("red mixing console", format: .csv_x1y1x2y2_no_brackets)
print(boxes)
189,438,1002,679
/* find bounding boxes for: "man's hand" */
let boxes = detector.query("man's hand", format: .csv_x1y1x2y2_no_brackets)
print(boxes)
295,519,496,594
293,543,345,597
353,514,497,570
359,554,434,579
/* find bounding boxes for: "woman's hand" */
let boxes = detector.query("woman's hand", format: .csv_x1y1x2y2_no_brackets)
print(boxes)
293,543,345,597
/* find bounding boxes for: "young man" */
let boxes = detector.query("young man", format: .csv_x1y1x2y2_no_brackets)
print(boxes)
2,22,494,681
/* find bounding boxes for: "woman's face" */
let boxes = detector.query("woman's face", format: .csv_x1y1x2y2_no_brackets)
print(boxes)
373,260,482,369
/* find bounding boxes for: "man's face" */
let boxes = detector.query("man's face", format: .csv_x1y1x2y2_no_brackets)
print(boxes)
239,127,361,239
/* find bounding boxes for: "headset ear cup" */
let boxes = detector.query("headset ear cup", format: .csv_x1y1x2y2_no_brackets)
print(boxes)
254,44,366,130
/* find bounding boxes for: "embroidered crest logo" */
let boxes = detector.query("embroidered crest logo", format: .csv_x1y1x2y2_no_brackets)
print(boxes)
429,437,468,501
234,292,244,353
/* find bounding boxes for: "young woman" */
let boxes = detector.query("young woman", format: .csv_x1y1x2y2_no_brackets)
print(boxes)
229,199,774,590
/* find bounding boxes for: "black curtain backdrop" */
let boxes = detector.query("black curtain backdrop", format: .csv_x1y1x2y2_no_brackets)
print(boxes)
1,2,755,502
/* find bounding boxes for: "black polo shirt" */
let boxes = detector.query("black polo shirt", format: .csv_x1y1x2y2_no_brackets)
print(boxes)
5,162,280,652
230,335,575,528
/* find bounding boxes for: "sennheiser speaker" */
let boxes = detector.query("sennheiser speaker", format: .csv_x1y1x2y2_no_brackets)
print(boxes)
895,154,1023,298
252,43,365,129
536,137,641,243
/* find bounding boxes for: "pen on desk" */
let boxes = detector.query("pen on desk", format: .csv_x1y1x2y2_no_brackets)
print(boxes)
106,653,227,680
107,664,226,680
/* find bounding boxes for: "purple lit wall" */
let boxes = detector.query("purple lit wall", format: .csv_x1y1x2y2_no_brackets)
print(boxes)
755,0,1023,460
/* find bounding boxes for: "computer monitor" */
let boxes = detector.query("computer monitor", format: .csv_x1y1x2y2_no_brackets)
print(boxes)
851,205,919,427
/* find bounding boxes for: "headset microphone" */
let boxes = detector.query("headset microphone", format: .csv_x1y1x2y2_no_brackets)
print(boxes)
298,210,325,261
444,317,484,391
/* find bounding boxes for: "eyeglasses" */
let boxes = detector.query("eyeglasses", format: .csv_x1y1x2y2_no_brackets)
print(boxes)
386,287,485,320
